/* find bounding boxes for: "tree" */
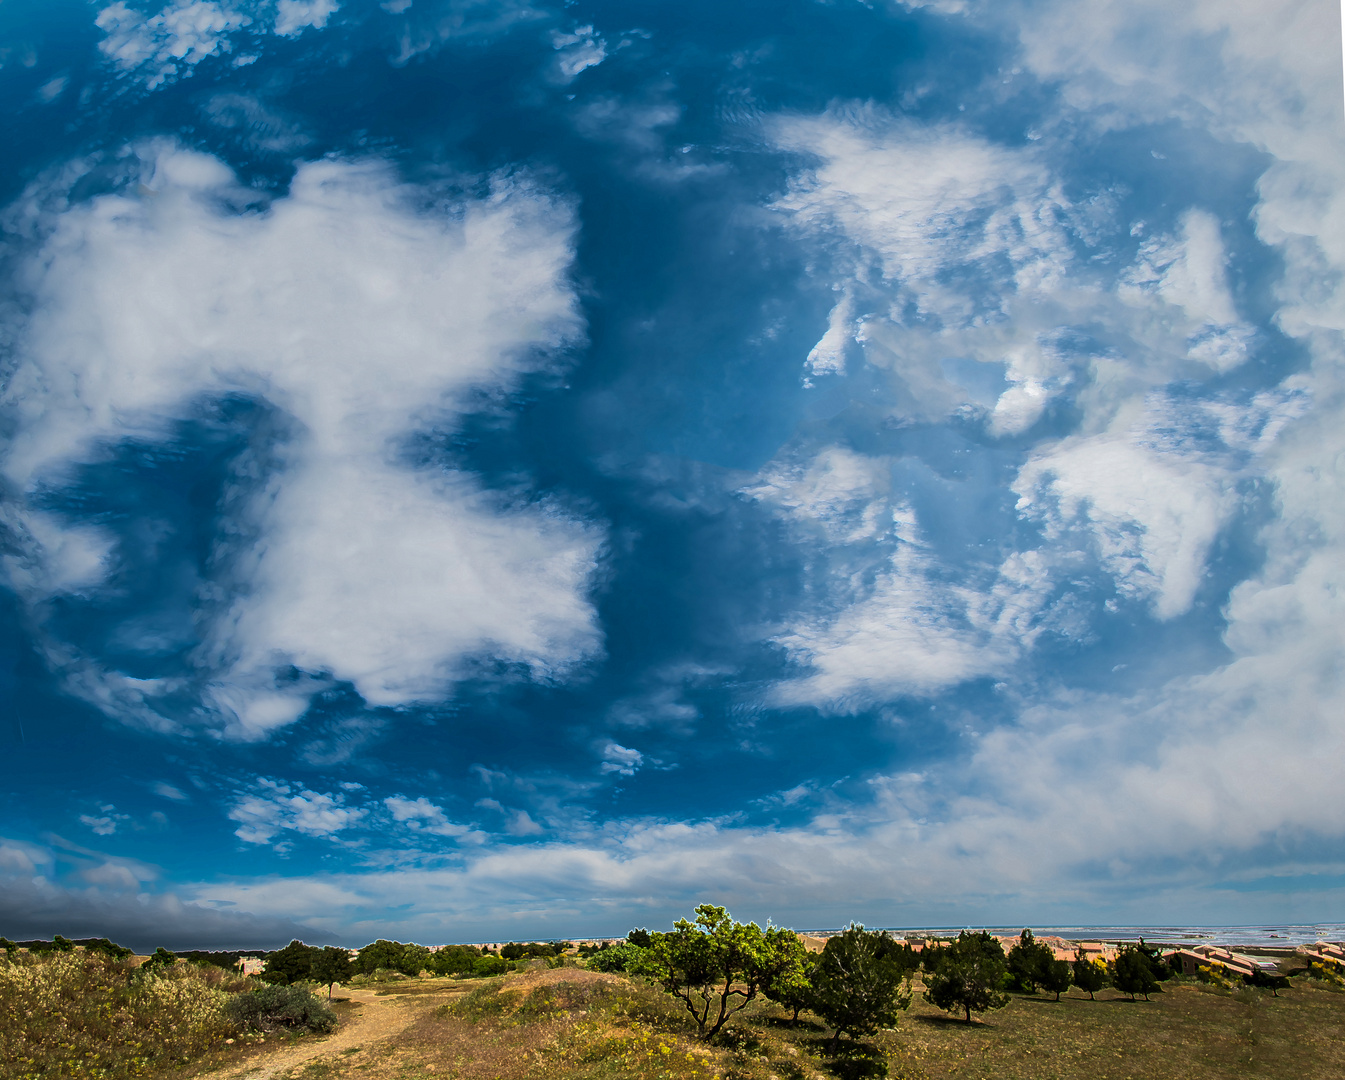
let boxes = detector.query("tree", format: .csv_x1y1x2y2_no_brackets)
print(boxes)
52,935,75,953
263,940,317,985
809,925,913,1054
1071,950,1110,1000
310,946,354,999
429,945,481,976
143,946,177,971
1006,930,1055,994
640,904,803,1039
1040,959,1072,1001
1112,944,1160,1001
586,941,648,973
627,928,652,948
760,950,815,1026
922,931,1010,1023
355,939,430,977
0,938,15,956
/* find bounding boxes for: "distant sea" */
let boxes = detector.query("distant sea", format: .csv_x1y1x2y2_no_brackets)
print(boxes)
803,925,1345,948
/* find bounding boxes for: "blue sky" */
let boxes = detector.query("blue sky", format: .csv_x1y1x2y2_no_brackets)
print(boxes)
0,0,1343,951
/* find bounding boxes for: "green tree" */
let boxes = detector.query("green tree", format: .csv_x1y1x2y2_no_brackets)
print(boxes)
809,925,913,1053
1071,950,1110,1000
627,928,652,948
143,946,177,971
0,937,15,956
1112,944,1160,1001
640,904,803,1039
760,950,815,1026
922,931,1010,1023
310,946,354,999
585,941,648,973
263,940,317,985
52,935,75,953
355,939,423,976
1040,959,1072,1001
1006,930,1055,993
429,945,481,976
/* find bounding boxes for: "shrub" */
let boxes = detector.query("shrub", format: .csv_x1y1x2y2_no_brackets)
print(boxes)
585,941,648,973
224,983,337,1033
0,949,237,1077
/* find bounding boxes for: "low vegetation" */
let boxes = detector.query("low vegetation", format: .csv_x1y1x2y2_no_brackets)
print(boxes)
0,946,334,1079
4,911,1345,1079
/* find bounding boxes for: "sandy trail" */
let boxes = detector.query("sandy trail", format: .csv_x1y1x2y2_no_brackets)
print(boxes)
204,987,442,1080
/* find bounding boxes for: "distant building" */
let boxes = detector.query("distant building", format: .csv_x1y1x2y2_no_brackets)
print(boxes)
236,956,264,976
1163,944,1279,979
1296,942,1345,969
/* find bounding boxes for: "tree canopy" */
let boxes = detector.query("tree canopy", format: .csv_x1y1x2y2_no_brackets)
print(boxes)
808,925,913,1052
310,946,354,999
641,904,807,1039
1071,950,1110,1000
1112,944,1161,1001
922,932,1011,1023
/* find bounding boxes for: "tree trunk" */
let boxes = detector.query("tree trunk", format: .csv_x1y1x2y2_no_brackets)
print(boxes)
964,1005,972,1023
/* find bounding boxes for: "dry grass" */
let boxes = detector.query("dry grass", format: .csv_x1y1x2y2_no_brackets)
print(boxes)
233,968,1345,1080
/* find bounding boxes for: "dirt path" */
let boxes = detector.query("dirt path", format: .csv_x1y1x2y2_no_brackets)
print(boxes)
204,988,438,1080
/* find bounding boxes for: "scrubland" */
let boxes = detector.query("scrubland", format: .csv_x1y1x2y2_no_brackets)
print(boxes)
5,951,1345,1080
218,966,1344,1080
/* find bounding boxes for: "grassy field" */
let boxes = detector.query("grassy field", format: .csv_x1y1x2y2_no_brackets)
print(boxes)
204,966,1345,1080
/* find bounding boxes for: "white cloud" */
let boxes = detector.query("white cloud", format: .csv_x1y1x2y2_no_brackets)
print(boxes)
551,24,607,82
1119,209,1253,373
95,1,253,89
229,778,366,845
274,0,339,36
598,742,643,776
2,146,602,739
1015,430,1236,620
153,782,190,801
384,795,470,837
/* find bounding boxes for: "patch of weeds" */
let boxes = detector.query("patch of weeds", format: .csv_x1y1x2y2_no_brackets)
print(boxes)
445,982,521,1022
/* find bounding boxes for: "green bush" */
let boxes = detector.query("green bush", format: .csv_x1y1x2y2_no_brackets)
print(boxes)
224,983,337,1033
585,941,648,973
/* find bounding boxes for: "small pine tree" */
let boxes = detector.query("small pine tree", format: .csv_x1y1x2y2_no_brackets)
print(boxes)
1112,945,1160,1000
1006,930,1055,993
1071,950,1110,1000
1041,959,1072,1001
809,925,912,1053
922,931,1010,1023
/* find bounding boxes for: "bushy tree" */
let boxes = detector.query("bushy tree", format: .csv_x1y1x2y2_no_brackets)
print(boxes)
354,939,432,977
1112,944,1160,1001
1006,930,1055,993
922,931,1010,1023
429,945,481,977
1040,959,1072,1001
760,950,815,1026
1071,950,1110,1000
585,941,648,973
262,940,317,985
310,946,354,999
143,947,178,971
52,935,74,953
809,925,913,1053
627,928,653,948
471,954,508,977
641,904,805,1039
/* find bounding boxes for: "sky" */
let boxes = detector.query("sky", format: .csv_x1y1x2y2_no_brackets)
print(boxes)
0,0,1342,953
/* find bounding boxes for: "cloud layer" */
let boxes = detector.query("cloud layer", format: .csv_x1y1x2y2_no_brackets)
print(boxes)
2,147,602,738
